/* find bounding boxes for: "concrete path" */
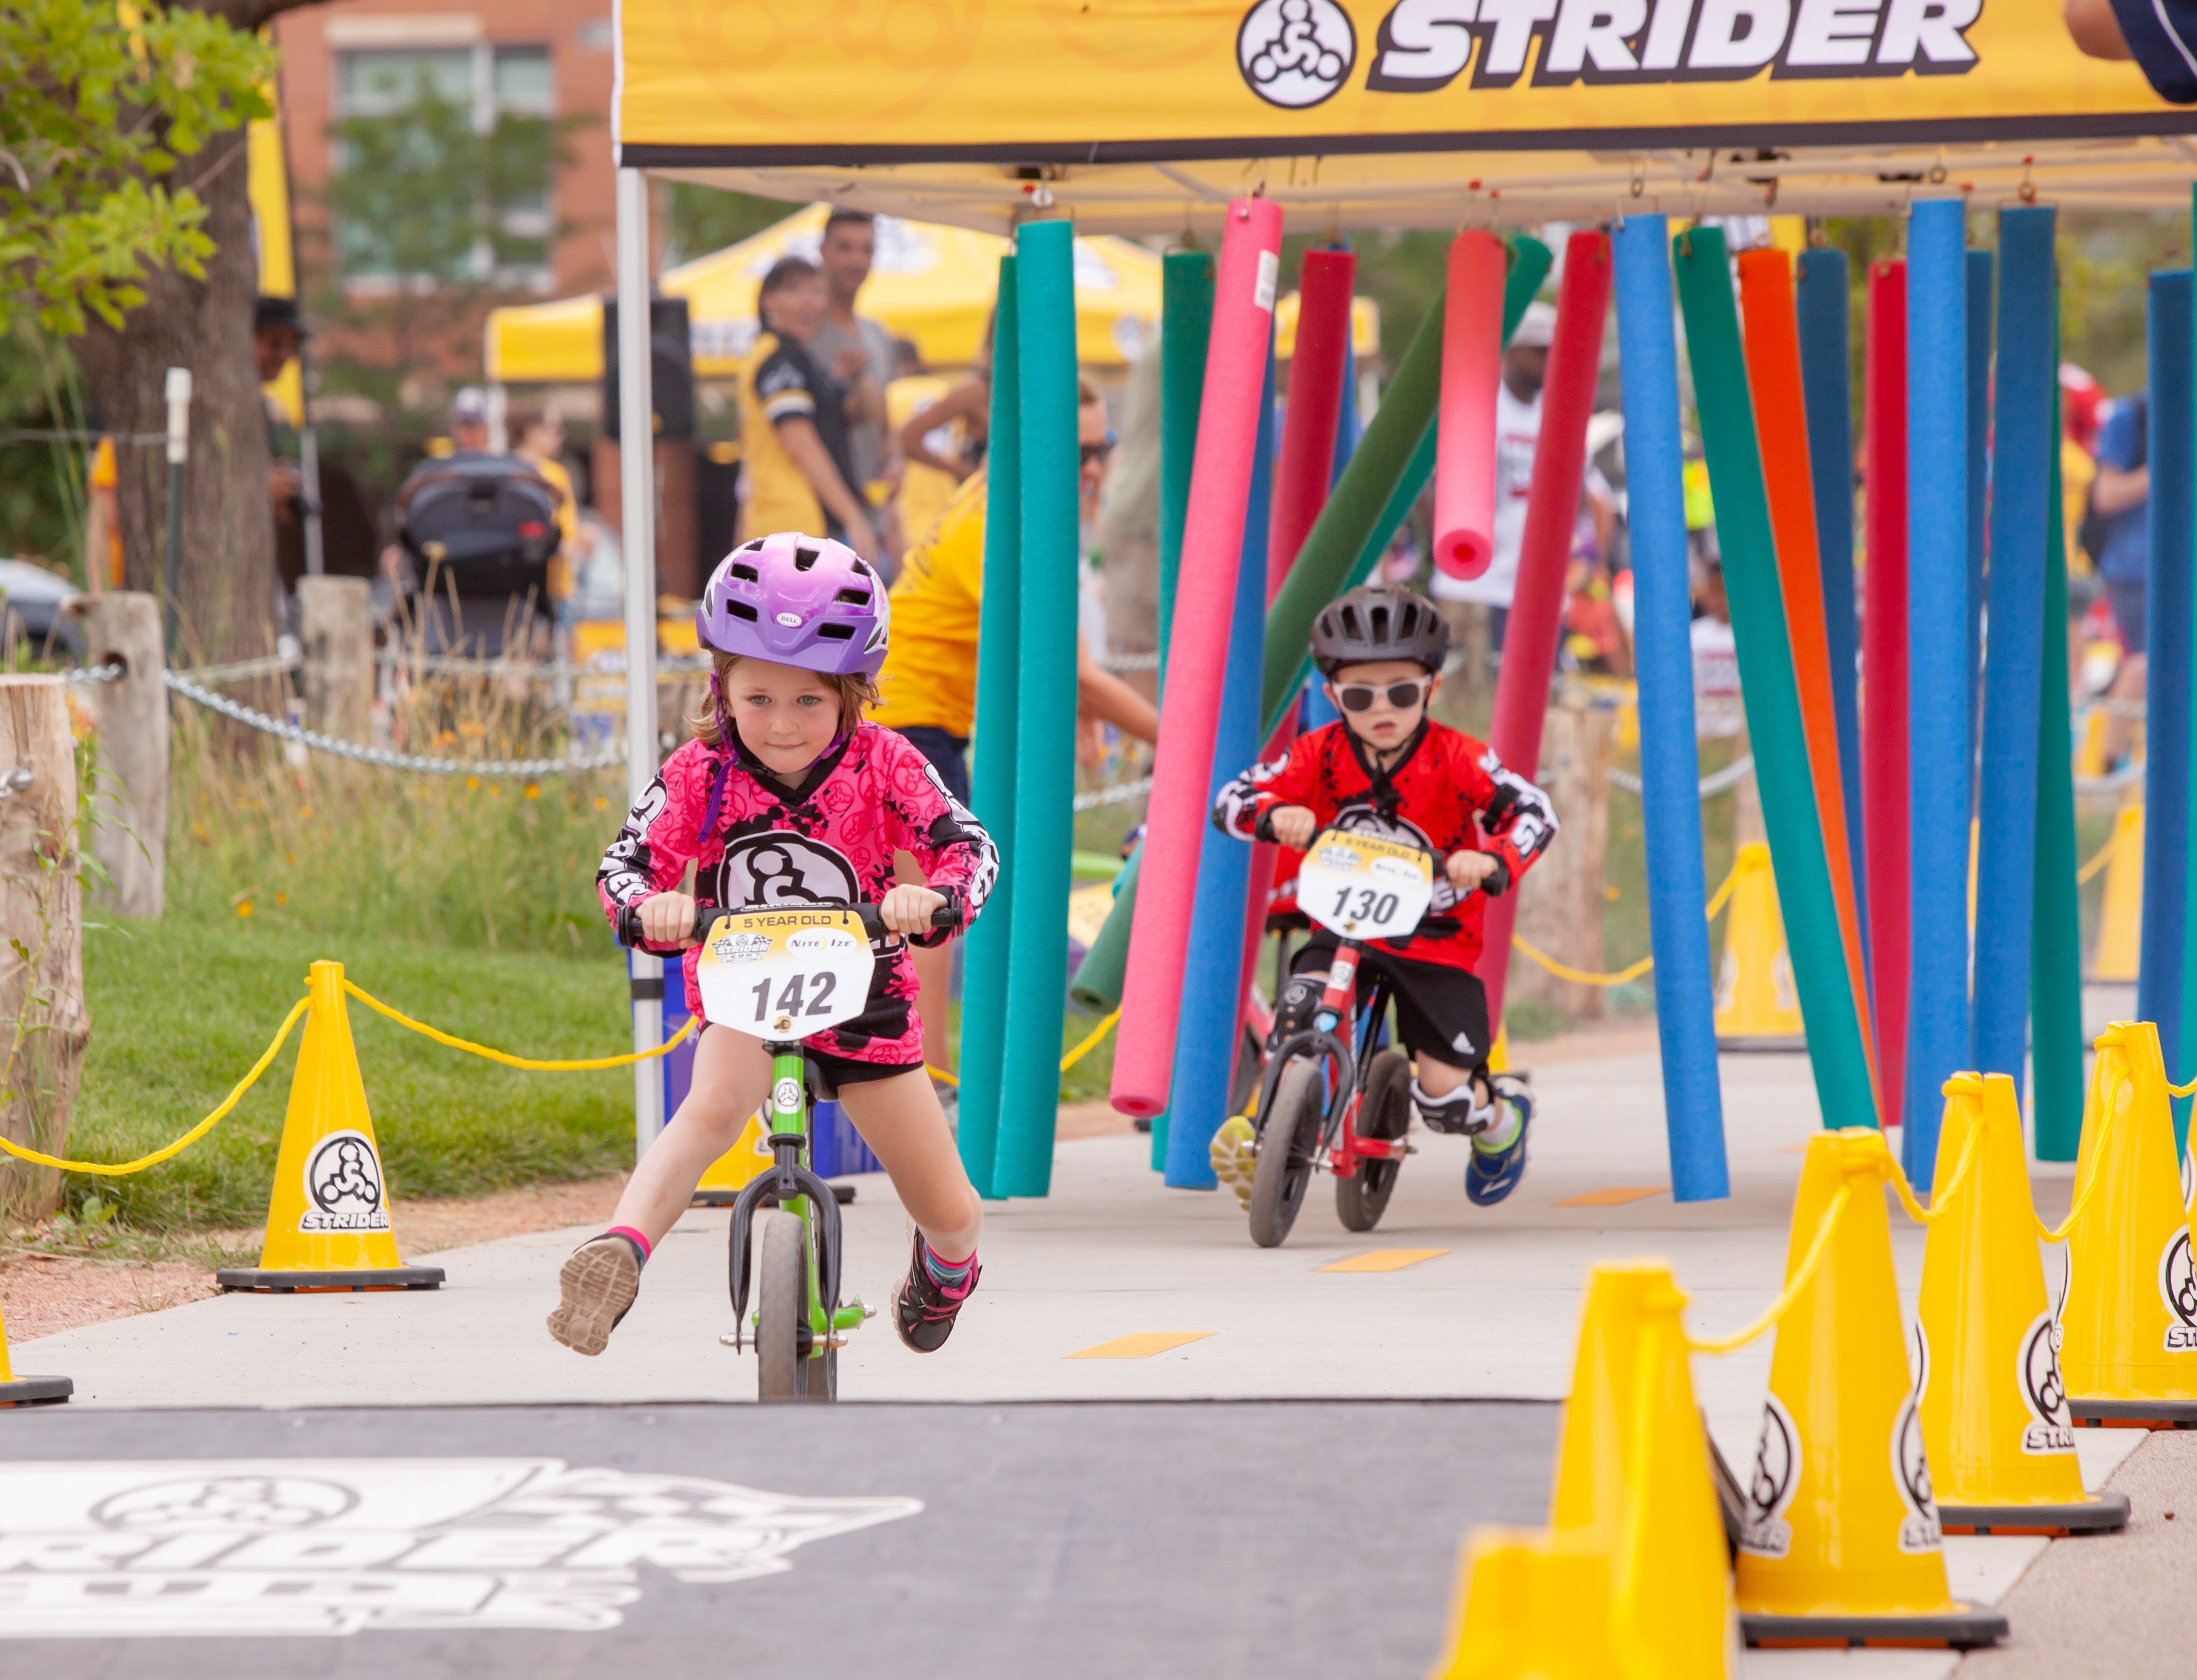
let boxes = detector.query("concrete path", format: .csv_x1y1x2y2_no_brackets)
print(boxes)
2,1032,2175,1673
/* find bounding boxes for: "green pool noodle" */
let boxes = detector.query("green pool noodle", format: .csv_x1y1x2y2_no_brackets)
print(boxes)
1157,251,1215,701
1674,225,1877,1131
956,254,1020,1193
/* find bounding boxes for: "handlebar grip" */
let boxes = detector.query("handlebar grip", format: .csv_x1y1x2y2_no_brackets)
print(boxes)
854,902,961,941
615,900,723,950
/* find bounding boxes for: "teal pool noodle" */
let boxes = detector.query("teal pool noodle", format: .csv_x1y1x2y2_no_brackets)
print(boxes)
2033,355,2086,1163
991,221,1081,1199
1157,251,1215,703
957,255,1020,1195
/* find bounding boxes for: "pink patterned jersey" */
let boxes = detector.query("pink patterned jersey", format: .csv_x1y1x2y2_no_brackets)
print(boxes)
598,721,997,1065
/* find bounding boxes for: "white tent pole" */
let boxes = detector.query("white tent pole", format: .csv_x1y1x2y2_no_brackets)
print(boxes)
616,165,666,1162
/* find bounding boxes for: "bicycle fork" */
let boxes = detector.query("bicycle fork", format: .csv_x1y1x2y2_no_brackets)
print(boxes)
725,1046,862,1355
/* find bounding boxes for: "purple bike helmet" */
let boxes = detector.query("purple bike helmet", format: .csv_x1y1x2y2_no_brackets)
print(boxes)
696,531,889,678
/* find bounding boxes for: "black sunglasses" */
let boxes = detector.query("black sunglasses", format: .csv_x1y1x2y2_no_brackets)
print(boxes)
1334,679,1429,713
1080,431,1118,466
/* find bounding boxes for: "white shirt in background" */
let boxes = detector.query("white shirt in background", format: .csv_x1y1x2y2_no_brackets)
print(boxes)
1429,380,1542,609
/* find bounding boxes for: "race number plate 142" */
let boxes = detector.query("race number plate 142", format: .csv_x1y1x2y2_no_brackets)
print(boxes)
695,909,877,1038
1296,829,1436,941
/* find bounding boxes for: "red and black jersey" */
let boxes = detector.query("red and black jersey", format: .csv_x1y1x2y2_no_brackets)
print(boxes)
1212,718,1557,970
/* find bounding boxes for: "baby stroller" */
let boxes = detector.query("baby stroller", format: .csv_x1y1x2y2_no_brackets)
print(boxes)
395,452,560,657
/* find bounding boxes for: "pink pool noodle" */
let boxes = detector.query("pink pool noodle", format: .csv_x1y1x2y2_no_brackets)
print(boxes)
1111,195,1284,1119
1239,248,1356,1023
1432,230,1507,580
1473,229,1613,1029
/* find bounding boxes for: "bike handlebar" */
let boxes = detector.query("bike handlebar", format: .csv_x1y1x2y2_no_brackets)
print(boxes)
615,897,960,951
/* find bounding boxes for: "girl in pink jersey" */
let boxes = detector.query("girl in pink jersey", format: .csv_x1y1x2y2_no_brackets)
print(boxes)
551,532,997,1360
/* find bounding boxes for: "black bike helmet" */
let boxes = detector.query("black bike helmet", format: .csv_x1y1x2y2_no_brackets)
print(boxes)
1310,584,1450,676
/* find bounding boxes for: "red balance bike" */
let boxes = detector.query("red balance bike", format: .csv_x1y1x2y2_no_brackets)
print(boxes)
1245,827,1443,1249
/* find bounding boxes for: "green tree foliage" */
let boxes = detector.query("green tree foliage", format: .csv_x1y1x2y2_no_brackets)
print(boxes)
664,184,794,267
0,0,273,337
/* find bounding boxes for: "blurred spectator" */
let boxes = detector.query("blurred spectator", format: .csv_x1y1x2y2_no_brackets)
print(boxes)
2089,390,2150,765
255,295,308,544
808,211,900,498
2061,363,2102,568
735,255,881,561
510,408,590,606
1097,340,1162,700
2065,0,2197,101
1691,556,1742,739
896,310,993,484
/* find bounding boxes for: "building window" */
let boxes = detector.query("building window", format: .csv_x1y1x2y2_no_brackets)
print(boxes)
330,43,558,290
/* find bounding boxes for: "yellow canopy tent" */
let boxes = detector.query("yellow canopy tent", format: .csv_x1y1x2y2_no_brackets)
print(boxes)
489,204,1169,382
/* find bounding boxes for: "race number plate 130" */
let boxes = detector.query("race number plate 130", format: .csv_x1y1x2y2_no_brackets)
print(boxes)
1296,829,1436,942
695,909,877,1039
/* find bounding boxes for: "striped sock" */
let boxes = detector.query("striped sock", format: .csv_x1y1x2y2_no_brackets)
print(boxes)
605,1225,652,1263
920,1241,974,1293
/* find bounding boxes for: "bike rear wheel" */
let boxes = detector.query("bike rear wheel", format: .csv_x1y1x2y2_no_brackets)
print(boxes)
1249,1054,1327,1249
755,1210,836,1402
1336,1049,1411,1233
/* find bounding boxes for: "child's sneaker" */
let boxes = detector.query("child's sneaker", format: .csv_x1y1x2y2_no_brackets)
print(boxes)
547,1231,645,1355
1465,1081,1534,1206
893,1232,979,1352
1210,1114,1257,1210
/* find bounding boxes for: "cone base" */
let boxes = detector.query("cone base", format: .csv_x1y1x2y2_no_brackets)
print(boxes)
217,1266,445,1293
2071,1397,2197,1429
1741,1606,2007,1649
1938,1491,2131,1536
1716,1035,1807,1052
0,1375,72,1407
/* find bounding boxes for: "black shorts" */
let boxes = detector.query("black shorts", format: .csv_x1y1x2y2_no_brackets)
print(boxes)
896,724,972,807
695,1023,923,1088
1291,937,1493,1071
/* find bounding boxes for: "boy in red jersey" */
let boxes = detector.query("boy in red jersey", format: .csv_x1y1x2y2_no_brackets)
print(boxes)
1212,584,1557,1204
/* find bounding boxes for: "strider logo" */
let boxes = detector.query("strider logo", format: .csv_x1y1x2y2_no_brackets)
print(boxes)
300,1131,390,1234
1892,1385,1943,1553
1363,0,1981,93
2017,1310,2077,1455
1739,1392,1800,1559
1237,0,1357,106
2159,1229,2197,1351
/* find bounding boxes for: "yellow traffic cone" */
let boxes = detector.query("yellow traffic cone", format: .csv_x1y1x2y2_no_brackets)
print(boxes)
0,1301,70,1406
1918,1074,2129,1534
1735,1129,2005,1649
1714,844,1804,1050
1547,1262,1739,1676
1425,1528,1617,1680
216,961,445,1293
2088,806,2143,983
2061,1021,2197,1426
693,1110,773,1206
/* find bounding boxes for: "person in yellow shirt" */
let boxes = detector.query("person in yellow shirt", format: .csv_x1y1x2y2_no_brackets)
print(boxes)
875,385,1160,1077
511,408,589,604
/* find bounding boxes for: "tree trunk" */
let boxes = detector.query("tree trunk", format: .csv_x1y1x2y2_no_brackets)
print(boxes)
1509,702,1614,1022
73,7,302,665
0,677,91,1222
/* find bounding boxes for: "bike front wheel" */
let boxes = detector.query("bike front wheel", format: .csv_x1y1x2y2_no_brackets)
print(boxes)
755,1210,836,1402
1249,1053,1327,1249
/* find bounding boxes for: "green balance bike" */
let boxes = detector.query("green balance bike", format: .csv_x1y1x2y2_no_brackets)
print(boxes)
619,895,958,1401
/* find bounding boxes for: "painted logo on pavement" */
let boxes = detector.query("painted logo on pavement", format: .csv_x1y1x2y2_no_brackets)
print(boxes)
0,1458,919,1637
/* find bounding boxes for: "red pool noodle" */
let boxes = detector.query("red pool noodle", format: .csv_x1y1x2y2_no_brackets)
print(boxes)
1476,229,1612,1030
1238,249,1357,1026
1863,259,1911,1132
1111,196,1284,1118
1433,230,1507,580
1735,249,1878,1099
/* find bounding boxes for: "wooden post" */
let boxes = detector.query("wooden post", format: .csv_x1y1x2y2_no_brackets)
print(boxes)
297,575,373,741
84,593,167,919
0,676,90,1221
1509,702,1614,1021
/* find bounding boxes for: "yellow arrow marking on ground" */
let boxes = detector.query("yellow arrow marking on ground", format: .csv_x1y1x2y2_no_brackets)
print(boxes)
1318,1249,1451,1272
1552,1187,1669,1208
1065,1332,1215,1359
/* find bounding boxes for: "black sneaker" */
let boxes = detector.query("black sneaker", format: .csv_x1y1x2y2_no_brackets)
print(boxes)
893,1232,979,1353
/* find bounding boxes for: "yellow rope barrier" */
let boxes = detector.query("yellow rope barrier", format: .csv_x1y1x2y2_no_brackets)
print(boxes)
1509,855,1745,989
1685,1185,1853,1355
343,981,698,1069
1884,1120,1986,1225
927,1006,1124,1089
0,997,311,1176
2076,834,2117,885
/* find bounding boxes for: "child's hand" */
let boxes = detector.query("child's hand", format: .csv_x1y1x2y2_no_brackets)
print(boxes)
1447,851,1498,892
879,882,949,938
639,891,699,945
1268,805,1317,849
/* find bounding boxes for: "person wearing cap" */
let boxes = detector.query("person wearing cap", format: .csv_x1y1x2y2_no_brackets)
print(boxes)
432,387,496,458
255,295,310,542
1427,299,1555,647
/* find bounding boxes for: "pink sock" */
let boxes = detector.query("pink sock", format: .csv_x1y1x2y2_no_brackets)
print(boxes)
606,1226,652,1263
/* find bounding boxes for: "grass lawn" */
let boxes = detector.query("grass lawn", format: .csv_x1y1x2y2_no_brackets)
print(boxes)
71,916,635,1234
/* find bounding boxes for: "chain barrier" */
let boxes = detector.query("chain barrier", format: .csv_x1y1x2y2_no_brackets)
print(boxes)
1606,755,1754,798
1073,774,1152,812
377,650,713,681
1098,650,1161,673
62,663,124,686
164,671,626,776
1509,853,1744,988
